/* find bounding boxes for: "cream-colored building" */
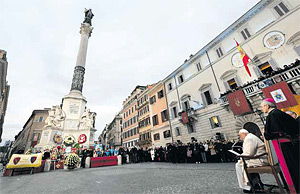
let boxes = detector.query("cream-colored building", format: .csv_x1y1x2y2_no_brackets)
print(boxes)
104,112,123,148
12,109,49,154
164,0,300,143
122,86,147,148
137,85,155,148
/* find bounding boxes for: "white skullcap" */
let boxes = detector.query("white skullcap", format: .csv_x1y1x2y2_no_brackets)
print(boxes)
239,129,249,134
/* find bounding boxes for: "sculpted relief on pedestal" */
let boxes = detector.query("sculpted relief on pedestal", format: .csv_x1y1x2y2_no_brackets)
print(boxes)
79,109,96,129
45,105,65,129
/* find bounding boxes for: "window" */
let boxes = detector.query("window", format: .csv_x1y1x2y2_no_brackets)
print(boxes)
175,127,181,136
274,2,289,17
148,117,151,125
227,78,238,90
38,116,43,122
216,47,223,58
157,90,164,99
132,107,134,113
204,91,213,105
168,83,173,91
152,115,159,126
196,62,202,71
161,110,169,122
241,28,251,40
150,96,156,104
187,123,195,133
31,133,40,142
172,106,178,118
123,113,126,118
182,100,190,111
163,130,171,138
178,75,184,84
220,69,240,91
209,116,221,129
153,133,160,141
258,62,273,75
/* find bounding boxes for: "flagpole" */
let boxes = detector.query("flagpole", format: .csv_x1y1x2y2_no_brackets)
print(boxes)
206,51,221,92
234,38,262,77
234,38,258,66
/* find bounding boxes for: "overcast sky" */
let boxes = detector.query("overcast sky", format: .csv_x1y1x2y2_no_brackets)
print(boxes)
1,0,260,144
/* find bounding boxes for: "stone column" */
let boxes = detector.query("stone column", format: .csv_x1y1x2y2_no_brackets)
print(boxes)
70,23,93,93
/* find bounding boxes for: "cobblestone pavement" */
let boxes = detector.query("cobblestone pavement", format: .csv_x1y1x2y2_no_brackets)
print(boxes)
0,162,279,194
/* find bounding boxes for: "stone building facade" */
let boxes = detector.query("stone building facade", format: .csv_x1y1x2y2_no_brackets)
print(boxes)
104,113,123,148
163,0,300,143
11,109,49,154
122,86,147,148
137,85,155,148
0,49,10,143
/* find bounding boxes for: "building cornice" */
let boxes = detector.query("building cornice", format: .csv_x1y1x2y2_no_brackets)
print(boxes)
163,0,273,82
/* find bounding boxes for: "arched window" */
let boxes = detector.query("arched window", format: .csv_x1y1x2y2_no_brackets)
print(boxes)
199,83,214,106
220,69,240,91
169,101,178,119
252,51,278,76
180,94,191,111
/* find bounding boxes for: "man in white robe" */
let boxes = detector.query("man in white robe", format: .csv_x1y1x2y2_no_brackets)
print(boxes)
235,129,269,192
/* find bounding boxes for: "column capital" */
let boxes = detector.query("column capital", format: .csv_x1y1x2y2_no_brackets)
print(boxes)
80,23,93,37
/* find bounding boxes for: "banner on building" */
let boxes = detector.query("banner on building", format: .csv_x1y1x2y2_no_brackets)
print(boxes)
6,153,43,169
262,81,298,109
227,90,252,115
181,112,189,124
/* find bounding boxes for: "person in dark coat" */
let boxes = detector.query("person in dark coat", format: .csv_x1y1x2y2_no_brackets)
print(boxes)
42,149,51,160
262,99,299,139
81,149,88,168
170,144,178,163
158,146,165,162
261,98,299,193
286,110,300,130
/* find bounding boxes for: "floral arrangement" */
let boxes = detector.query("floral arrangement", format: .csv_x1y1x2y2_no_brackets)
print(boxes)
64,153,80,169
63,135,76,147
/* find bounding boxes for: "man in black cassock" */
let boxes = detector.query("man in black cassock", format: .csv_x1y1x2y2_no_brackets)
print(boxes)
261,98,299,193
286,110,300,127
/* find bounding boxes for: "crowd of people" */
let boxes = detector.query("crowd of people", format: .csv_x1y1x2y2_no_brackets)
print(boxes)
112,139,243,165
220,58,300,97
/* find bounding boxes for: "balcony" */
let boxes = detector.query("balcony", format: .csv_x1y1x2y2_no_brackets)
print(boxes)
220,65,300,106
138,139,152,146
178,108,198,124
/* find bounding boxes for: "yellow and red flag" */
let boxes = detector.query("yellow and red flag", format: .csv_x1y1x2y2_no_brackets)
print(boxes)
236,40,251,77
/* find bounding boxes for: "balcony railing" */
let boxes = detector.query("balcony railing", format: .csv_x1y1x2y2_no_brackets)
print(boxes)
178,108,198,123
220,65,300,106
